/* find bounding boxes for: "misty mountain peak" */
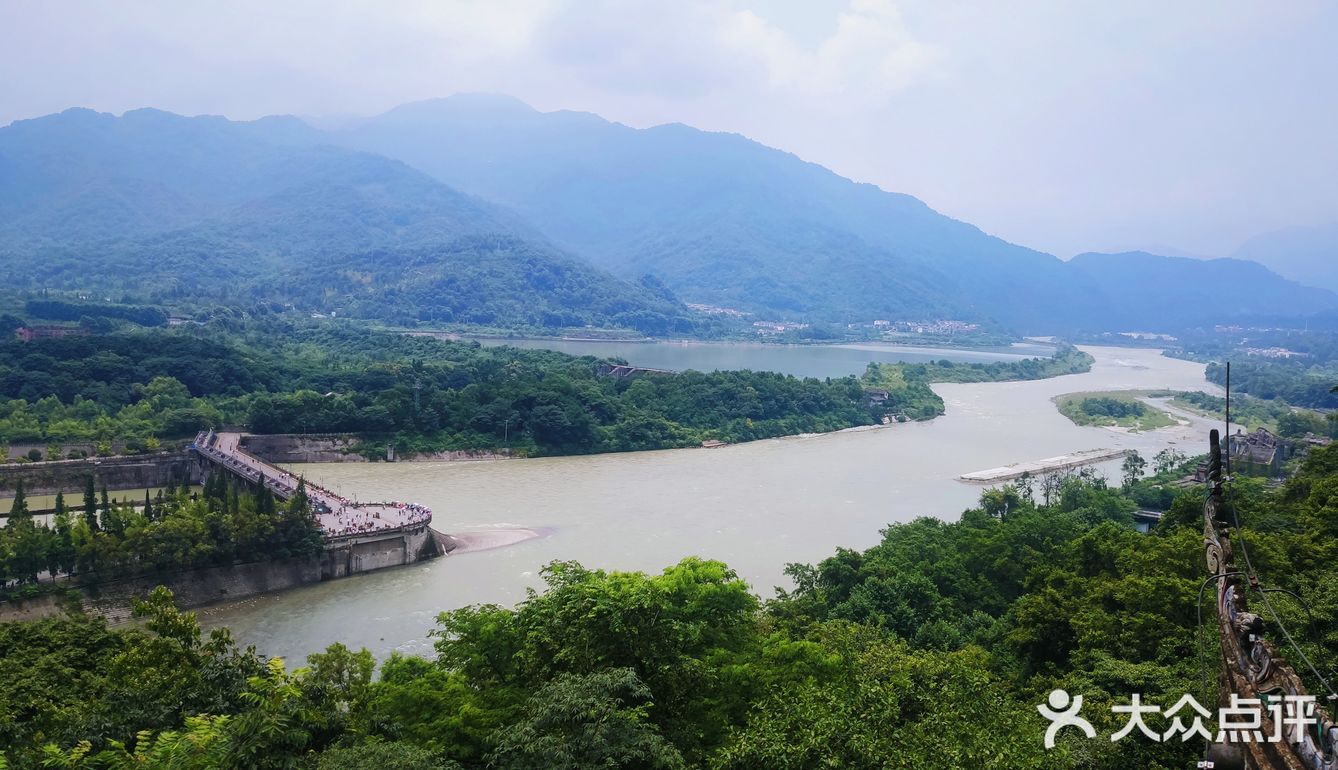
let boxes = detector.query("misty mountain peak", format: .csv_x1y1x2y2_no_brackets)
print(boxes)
377,93,538,124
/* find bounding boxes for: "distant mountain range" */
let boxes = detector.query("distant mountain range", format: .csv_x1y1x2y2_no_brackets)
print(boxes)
317,95,1338,332
1231,222,1338,293
1,96,1334,335
0,108,696,334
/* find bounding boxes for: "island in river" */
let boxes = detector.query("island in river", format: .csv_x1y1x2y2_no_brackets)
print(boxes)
199,344,1222,662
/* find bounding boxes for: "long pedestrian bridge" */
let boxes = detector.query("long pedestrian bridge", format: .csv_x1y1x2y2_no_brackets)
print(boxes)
191,430,432,538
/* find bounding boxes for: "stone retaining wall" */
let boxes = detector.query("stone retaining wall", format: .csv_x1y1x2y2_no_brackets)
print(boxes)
0,452,200,497
240,434,513,463
240,434,370,463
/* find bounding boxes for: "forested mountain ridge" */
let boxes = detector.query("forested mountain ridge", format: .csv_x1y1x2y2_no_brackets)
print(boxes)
4,101,1335,335
327,95,1068,325
0,108,697,334
320,94,1338,331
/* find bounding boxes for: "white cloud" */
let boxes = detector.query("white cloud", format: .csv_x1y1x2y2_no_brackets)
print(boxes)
719,0,940,100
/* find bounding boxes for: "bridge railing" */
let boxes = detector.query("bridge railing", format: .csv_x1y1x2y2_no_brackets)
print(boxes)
190,434,297,501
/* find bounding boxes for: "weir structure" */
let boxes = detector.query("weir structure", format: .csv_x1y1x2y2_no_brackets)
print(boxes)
1201,428,1338,769
191,431,447,570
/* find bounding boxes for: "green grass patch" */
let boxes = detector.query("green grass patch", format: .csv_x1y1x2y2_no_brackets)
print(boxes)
1055,390,1179,431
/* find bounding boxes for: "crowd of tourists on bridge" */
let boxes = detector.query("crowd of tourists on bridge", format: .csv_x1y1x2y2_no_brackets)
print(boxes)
308,486,433,537
192,430,432,536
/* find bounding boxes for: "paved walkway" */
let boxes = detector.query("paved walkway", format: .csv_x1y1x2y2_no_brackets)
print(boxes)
192,431,431,537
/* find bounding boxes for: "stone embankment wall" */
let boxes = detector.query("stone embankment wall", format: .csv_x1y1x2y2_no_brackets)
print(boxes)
0,523,443,624
241,434,512,463
0,452,199,497
241,434,369,463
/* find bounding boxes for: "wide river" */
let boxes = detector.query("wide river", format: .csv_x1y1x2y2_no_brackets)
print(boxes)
200,343,1221,662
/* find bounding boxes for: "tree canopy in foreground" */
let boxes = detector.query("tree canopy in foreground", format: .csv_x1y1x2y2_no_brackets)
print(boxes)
5,443,1337,768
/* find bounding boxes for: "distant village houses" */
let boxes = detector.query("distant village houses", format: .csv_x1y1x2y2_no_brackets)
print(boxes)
1117,331,1178,342
864,388,890,405
752,321,809,335
686,303,749,318
1243,347,1306,359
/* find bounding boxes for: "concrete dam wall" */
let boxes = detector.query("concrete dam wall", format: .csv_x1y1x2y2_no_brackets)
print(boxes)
0,523,443,624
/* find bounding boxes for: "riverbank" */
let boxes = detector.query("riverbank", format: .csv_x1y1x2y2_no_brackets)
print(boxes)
196,345,1221,662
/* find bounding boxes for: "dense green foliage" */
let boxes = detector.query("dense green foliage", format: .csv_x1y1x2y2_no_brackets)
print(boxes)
862,345,1094,420
0,324,883,455
0,474,321,596
1206,360,1338,409
0,590,265,764
899,345,1094,383
1169,328,1338,366
1174,390,1289,429
1076,396,1146,420
11,444,1338,768
1172,389,1338,437
1,327,1097,457
0,377,218,451
0,332,270,406
23,299,168,327
1054,391,1176,431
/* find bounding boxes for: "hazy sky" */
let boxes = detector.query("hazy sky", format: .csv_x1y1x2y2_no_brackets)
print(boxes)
3,1,1336,258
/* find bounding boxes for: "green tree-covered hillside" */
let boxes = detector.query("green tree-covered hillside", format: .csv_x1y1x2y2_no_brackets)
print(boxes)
0,109,696,334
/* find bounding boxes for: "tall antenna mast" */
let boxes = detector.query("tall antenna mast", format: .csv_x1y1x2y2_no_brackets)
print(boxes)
1223,361,1231,481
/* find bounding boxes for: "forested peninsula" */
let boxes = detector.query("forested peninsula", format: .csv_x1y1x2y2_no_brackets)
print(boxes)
0,322,1093,459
